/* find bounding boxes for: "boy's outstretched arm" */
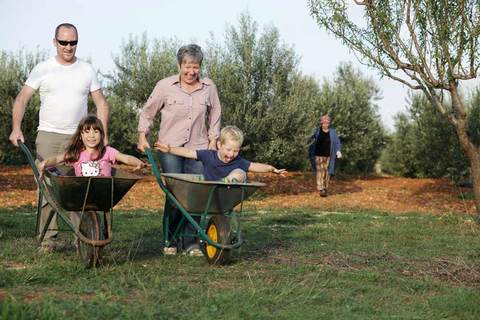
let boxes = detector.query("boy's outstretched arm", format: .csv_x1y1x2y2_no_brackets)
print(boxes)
249,162,287,175
116,153,147,171
154,142,198,160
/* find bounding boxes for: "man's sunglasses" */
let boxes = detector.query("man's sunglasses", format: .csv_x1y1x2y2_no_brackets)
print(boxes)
56,39,78,46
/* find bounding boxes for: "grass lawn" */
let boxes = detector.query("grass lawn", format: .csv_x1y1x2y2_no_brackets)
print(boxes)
1,206,479,319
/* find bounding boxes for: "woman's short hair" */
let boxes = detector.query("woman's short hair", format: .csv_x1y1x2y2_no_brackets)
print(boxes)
220,125,244,145
176,44,204,65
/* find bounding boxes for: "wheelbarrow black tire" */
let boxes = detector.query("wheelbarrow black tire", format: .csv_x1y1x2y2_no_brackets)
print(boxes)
204,215,232,265
78,211,103,268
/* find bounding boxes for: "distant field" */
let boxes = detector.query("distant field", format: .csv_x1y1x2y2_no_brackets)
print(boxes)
1,207,479,319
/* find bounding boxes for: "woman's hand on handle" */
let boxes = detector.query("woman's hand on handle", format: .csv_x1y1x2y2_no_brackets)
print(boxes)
137,132,150,153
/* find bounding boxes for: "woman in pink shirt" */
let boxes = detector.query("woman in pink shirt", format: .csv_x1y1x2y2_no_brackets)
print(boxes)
137,44,222,257
38,115,145,177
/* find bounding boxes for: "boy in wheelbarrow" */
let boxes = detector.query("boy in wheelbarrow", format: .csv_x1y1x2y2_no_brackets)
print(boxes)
155,125,286,183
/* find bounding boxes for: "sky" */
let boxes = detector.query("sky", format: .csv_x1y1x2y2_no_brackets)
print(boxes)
0,0,413,129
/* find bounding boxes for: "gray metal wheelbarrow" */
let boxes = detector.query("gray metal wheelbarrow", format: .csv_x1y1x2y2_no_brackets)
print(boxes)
145,148,265,265
19,141,142,267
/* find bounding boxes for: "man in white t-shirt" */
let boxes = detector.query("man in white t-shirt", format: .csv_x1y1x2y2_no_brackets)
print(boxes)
9,23,110,253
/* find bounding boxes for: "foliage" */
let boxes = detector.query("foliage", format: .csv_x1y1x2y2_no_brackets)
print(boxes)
380,113,417,177
204,13,319,169
103,35,182,153
381,94,469,180
316,63,386,174
0,50,46,164
308,0,480,93
467,89,480,147
107,96,142,156
106,34,180,107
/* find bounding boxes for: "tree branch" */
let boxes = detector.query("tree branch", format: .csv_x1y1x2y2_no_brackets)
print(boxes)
405,0,438,86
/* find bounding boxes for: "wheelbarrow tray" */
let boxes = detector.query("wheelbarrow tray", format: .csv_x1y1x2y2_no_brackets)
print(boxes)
46,165,141,211
161,173,265,214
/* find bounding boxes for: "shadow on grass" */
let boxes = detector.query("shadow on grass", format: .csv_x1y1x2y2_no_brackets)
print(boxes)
0,206,37,239
238,211,321,263
92,210,321,266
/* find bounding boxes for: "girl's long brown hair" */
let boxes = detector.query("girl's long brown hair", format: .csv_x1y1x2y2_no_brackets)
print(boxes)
64,115,106,163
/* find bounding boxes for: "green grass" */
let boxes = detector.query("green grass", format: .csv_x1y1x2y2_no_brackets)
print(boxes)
1,206,479,319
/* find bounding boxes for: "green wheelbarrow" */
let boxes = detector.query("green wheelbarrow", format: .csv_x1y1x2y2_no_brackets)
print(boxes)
19,142,142,267
144,148,265,265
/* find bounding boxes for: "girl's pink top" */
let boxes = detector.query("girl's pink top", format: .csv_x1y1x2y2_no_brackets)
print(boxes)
73,146,119,177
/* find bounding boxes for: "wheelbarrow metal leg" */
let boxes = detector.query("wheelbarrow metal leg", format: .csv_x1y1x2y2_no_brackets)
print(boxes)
38,209,56,243
36,192,42,236
104,210,112,240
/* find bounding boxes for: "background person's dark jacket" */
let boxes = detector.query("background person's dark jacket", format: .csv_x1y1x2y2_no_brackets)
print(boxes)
308,127,341,175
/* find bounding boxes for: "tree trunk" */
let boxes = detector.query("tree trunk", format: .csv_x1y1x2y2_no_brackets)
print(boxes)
470,156,480,220
450,87,480,218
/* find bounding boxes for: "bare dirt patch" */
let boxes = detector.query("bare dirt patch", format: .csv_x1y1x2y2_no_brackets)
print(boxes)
0,166,474,215
0,289,9,300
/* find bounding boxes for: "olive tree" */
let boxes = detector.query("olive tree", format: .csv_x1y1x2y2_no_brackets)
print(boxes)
105,35,181,152
309,0,480,216
381,94,468,179
0,50,46,164
204,13,319,168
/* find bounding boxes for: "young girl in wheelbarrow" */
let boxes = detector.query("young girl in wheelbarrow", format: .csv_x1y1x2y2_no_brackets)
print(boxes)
155,125,286,183
35,115,146,253
37,115,146,177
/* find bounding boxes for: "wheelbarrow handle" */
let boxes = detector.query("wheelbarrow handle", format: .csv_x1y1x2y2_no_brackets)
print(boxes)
18,140,42,184
144,148,162,171
145,148,170,192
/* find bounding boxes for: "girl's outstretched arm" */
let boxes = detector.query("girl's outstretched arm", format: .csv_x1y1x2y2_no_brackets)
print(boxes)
37,153,65,179
116,153,147,171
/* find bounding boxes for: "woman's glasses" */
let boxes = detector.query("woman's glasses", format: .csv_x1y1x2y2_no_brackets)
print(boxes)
56,39,78,46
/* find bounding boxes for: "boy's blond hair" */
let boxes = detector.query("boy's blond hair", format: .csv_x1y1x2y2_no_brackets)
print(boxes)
219,125,244,145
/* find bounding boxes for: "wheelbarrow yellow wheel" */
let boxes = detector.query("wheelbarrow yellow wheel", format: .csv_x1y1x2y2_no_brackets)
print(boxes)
204,215,232,265
78,211,103,268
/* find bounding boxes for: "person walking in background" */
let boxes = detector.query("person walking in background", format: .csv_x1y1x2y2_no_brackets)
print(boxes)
137,44,221,256
8,23,110,253
308,115,342,197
